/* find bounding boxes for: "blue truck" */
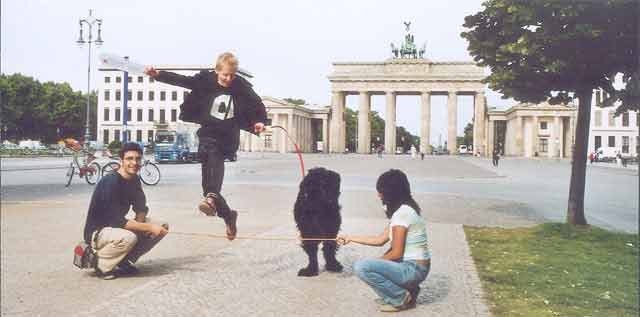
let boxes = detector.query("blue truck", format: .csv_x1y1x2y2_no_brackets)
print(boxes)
154,129,199,163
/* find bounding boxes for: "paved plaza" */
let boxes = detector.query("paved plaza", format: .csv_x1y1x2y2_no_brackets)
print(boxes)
1,154,637,316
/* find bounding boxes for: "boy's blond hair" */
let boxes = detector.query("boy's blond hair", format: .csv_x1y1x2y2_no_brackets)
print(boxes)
215,52,239,71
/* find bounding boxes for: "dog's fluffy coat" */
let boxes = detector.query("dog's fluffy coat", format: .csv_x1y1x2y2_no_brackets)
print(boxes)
293,167,343,276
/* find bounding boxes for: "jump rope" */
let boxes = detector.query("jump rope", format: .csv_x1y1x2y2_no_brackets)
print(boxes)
171,125,339,242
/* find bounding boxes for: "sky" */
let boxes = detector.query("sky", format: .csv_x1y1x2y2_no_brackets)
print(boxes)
2,0,515,145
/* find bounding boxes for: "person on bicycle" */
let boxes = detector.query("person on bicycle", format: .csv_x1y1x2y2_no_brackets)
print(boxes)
82,142,169,280
144,52,267,241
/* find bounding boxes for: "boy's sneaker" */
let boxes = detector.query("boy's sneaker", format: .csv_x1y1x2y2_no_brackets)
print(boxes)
225,209,238,241
198,193,218,216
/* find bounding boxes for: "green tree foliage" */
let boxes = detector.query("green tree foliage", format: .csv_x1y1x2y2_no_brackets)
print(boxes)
283,98,306,105
344,107,416,153
1,73,98,143
463,122,474,146
396,127,419,153
461,0,638,225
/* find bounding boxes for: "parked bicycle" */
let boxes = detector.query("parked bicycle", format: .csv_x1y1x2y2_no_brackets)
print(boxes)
63,138,101,187
101,149,161,186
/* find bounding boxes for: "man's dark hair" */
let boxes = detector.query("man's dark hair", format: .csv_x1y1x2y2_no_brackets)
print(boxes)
376,169,421,218
118,142,143,159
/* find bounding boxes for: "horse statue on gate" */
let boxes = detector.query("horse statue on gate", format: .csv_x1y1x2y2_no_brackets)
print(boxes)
389,21,425,59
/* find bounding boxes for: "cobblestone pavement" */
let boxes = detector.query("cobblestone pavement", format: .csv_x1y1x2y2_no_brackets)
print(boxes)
2,183,495,316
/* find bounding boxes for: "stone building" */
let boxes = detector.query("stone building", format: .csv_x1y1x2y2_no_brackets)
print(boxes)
486,102,577,158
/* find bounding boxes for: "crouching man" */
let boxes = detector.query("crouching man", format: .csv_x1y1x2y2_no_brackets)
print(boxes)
83,142,169,280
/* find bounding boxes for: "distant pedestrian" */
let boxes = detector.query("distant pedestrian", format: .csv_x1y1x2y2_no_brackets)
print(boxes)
377,144,384,158
589,152,594,164
492,148,500,167
420,152,425,160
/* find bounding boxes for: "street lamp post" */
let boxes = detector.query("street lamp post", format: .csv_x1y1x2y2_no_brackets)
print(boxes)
76,9,104,145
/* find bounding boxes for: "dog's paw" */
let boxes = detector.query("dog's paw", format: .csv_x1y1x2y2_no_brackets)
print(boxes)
297,267,319,277
325,261,343,273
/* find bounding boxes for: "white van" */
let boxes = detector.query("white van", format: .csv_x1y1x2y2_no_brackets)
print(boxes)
595,147,620,161
458,145,472,155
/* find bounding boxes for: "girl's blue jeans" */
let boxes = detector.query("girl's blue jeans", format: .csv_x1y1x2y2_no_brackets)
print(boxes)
354,258,430,306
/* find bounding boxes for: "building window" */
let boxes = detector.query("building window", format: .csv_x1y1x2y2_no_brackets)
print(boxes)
127,109,132,122
594,110,602,127
137,109,143,122
127,90,132,101
114,129,121,142
608,112,615,127
149,77,154,83
637,136,640,153
160,91,166,101
148,109,154,122
115,108,121,121
540,121,548,130
594,136,602,151
103,129,109,145
115,90,121,101
148,130,154,142
116,76,121,83
160,109,166,123
171,91,178,101
622,112,629,127
104,90,110,101
539,138,548,153
148,91,155,101
137,91,143,101
183,91,189,100
595,90,601,104
622,136,629,153
127,76,132,83
136,130,143,142
264,134,272,149
608,135,615,147
137,76,143,83
103,108,110,121
104,76,111,83
171,109,177,122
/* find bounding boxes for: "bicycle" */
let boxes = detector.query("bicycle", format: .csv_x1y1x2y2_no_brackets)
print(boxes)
62,138,101,187
101,150,161,186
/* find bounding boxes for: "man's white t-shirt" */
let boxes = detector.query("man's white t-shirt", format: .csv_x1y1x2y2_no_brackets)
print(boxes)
388,205,431,261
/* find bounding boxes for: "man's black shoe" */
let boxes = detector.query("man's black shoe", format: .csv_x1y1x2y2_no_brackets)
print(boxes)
116,260,139,275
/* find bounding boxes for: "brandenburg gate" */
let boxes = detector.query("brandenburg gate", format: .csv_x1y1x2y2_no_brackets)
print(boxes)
327,23,487,155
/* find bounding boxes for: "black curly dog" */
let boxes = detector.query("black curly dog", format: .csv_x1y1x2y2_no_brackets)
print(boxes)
294,167,343,277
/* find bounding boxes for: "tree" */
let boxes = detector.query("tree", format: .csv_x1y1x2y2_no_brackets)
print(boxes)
463,122,473,147
283,98,306,105
462,0,638,225
0,74,98,143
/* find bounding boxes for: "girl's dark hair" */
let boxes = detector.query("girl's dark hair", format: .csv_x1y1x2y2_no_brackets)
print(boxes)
376,169,421,218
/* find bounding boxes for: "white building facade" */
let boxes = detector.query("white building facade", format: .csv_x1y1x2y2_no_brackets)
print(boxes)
97,65,201,147
587,89,639,156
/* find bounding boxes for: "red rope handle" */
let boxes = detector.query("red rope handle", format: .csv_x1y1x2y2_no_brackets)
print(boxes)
270,125,305,178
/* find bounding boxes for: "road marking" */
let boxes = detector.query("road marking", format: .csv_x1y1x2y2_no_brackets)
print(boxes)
1,200,67,205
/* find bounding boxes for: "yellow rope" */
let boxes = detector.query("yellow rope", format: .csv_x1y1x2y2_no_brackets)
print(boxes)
171,231,336,241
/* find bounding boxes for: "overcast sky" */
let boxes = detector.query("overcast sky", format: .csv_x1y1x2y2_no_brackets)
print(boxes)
2,0,515,145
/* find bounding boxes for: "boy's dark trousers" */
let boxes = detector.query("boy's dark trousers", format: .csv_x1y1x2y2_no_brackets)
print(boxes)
198,136,233,221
